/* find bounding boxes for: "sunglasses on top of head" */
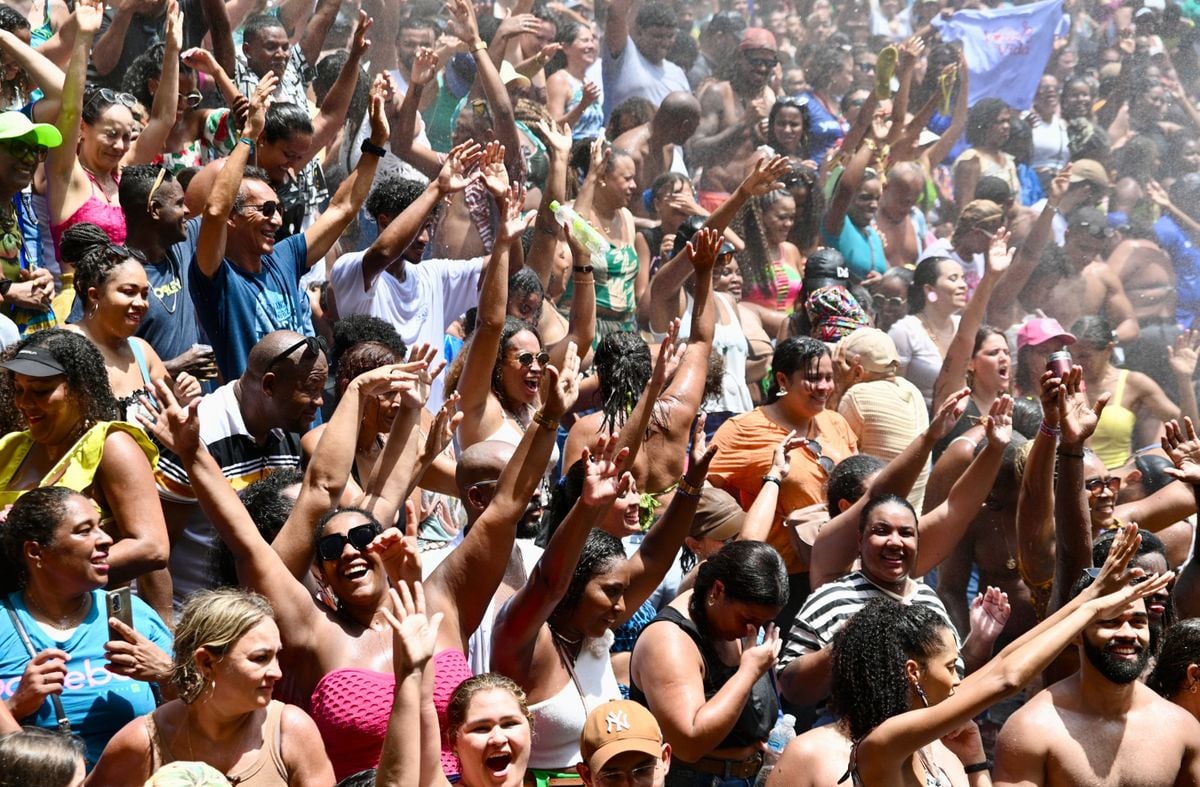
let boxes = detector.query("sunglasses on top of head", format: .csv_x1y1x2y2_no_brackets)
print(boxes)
317,523,382,562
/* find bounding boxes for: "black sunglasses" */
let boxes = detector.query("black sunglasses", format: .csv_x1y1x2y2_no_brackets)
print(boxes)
265,335,327,372
317,523,382,562
873,294,906,309
239,200,279,219
746,55,779,68
515,350,550,367
801,438,836,474
0,139,48,164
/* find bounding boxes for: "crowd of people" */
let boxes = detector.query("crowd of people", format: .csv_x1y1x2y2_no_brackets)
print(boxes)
4,0,1200,784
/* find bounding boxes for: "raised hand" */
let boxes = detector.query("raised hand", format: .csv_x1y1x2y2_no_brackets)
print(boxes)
495,13,542,42
446,0,481,47
1039,370,1061,429
480,140,510,198
580,435,633,508
651,319,682,391
969,585,1011,645
438,140,483,193
380,582,443,675
367,74,390,146
137,378,202,461
1057,365,1109,445
984,394,1014,447
739,155,790,197
580,80,601,108
410,47,439,87
898,34,926,69
541,341,581,419
365,528,421,587
1168,329,1200,380
164,0,183,52
1163,418,1200,485
587,137,609,181
420,393,462,468
75,0,104,35
1089,522,1144,597
769,429,805,482
1048,164,1071,206
498,181,534,243
687,227,723,273
532,119,572,158
245,72,280,139
687,414,719,479
1146,180,1173,209
929,387,971,440
181,47,220,76
350,11,374,60
985,227,1014,275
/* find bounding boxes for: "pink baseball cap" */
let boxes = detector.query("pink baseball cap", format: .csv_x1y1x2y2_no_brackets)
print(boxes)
1017,318,1077,350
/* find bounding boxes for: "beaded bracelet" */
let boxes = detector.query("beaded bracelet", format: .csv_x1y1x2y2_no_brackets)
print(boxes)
677,476,703,498
1038,420,1060,438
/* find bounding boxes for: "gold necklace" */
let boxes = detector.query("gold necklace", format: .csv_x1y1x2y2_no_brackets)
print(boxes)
25,591,90,629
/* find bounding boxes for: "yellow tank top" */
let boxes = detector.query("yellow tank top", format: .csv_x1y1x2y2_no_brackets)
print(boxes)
1091,370,1136,469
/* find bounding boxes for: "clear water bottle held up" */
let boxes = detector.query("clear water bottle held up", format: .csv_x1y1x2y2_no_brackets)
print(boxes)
753,713,797,787
548,200,610,263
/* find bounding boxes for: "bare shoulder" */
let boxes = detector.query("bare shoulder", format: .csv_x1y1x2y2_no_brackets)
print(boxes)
771,725,850,787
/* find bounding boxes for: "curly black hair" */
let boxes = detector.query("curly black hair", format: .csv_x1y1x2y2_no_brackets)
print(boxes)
0,5,31,106
826,454,886,517
335,340,403,399
74,243,149,312
0,329,119,435
490,317,542,413
0,486,79,592
365,176,429,221
804,47,850,93
965,98,1011,148
1148,619,1200,697
331,313,407,372
210,467,304,588
830,599,951,741
594,331,652,432
121,43,195,108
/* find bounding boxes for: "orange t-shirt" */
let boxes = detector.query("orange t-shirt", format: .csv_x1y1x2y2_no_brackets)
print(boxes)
708,407,858,573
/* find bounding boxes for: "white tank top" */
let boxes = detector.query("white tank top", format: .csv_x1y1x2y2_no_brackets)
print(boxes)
527,629,621,769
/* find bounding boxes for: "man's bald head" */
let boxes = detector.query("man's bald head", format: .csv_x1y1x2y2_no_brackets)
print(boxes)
456,441,517,497
655,92,702,144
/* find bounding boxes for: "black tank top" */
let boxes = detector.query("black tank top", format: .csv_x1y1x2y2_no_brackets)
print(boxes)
629,606,778,750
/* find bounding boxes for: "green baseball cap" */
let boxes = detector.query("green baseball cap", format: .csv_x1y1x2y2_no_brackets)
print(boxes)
0,111,63,148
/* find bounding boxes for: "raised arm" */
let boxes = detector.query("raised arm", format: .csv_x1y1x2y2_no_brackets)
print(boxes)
659,227,719,418
932,228,1013,408
448,0,521,160
302,74,388,268
128,0,182,165
430,345,581,646
45,0,103,216
195,73,276,279
528,119,573,288
621,420,718,616
552,226,597,370
989,168,1068,320
298,0,342,67
0,28,65,100
605,0,633,58
857,525,1171,782
1048,366,1109,615
491,438,630,677
1159,419,1200,618
89,0,139,77
1015,373,1061,601
922,54,969,168
198,0,235,76
361,141,482,287
821,138,875,241
305,12,373,167
388,47,442,179
137,380,318,649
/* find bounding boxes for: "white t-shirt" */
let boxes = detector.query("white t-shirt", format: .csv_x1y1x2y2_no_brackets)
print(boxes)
601,36,690,117
329,251,485,410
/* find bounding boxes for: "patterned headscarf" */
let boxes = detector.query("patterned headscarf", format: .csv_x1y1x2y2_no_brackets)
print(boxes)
806,286,869,343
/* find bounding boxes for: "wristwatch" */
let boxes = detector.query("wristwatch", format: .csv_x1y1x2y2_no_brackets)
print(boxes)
360,139,388,158
0,279,14,298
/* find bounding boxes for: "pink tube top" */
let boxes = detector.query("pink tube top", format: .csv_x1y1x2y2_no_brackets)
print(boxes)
308,650,473,781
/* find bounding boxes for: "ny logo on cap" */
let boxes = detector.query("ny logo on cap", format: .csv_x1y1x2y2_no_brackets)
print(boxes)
605,710,630,734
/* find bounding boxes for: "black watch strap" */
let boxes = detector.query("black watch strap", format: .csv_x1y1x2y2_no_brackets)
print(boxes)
0,279,14,297
360,139,388,158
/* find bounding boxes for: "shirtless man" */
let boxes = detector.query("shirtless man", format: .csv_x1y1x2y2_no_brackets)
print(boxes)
875,161,929,268
1022,206,1140,344
1109,236,1179,399
613,91,701,215
994,576,1200,786
690,28,777,211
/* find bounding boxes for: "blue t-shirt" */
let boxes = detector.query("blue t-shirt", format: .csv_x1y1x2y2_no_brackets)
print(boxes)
71,218,205,363
0,589,172,766
795,92,846,167
821,215,887,281
1156,214,1200,329
189,233,314,380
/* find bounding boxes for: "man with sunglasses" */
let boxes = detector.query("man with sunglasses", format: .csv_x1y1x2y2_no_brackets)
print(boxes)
690,28,779,209
192,72,388,380
0,110,60,341
688,10,746,90
156,330,322,608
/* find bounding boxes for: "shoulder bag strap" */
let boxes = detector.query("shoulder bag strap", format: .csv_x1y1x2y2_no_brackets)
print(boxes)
2,597,70,733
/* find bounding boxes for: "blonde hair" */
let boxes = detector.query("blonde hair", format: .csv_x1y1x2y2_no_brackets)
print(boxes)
143,761,230,786
171,589,275,704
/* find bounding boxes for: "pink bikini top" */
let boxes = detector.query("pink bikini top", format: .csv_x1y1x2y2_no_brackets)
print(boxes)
308,649,473,781
50,168,126,256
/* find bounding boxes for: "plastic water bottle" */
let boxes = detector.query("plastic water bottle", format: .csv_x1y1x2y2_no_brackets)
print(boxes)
548,200,610,262
753,713,797,786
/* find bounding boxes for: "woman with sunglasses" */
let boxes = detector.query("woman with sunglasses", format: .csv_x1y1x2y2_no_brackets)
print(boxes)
122,44,244,176
40,0,181,264
65,241,201,420
629,540,787,785
0,328,171,619
708,337,858,628
89,588,336,786
1070,315,1195,469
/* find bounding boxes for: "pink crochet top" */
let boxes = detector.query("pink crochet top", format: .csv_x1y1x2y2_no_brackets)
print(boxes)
50,168,126,255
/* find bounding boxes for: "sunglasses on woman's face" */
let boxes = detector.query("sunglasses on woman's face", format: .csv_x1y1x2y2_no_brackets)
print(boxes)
317,523,382,562
515,350,550,367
